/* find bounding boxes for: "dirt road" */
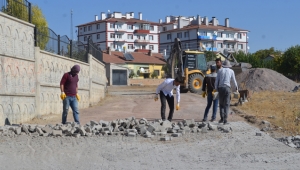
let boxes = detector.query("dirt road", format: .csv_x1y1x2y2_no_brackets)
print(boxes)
1,87,299,170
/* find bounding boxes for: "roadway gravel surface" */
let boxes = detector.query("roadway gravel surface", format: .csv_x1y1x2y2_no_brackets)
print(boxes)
1,86,299,170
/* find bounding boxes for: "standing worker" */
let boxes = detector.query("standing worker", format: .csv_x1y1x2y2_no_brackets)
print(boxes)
154,78,180,122
202,65,218,122
214,60,238,125
60,65,81,124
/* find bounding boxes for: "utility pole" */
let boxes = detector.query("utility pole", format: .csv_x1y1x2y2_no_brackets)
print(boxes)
71,9,73,40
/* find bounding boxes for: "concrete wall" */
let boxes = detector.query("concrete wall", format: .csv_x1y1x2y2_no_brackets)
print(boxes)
0,12,106,125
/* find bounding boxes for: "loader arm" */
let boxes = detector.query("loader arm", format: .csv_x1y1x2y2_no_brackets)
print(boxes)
166,38,184,81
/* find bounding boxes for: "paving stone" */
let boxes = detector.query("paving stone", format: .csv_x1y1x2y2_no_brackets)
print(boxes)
73,133,81,138
42,126,53,134
171,133,182,137
14,127,22,135
85,133,92,137
172,125,180,130
208,123,216,131
90,120,98,126
36,127,44,136
288,143,297,148
160,136,172,141
22,125,29,134
178,130,185,135
256,132,262,136
42,133,49,137
294,135,300,140
162,120,172,129
147,123,159,133
52,130,63,137
127,132,136,137
167,128,177,133
201,127,208,133
78,126,86,136
85,127,92,133
153,131,167,136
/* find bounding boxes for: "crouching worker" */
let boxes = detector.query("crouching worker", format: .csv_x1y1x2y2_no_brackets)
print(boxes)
202,65,218,122
60,65,81,124
154,78,180,122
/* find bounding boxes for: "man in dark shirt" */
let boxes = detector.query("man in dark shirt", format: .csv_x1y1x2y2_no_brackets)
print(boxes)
202,65,218,122
60,65,81,124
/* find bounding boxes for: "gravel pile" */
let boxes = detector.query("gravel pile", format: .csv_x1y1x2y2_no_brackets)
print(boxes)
235,68,299,92
0,117,232,139
277,136,300,148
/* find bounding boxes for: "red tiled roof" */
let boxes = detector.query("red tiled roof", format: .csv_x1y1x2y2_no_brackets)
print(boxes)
161,23,248,33
103,51,166,65
77,18,159,27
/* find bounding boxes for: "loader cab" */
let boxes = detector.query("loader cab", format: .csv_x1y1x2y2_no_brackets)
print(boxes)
182,51,208,73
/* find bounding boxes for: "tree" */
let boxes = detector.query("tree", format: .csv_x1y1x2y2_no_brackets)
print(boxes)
204,51,217,61
151,71,158,79
2,0,29,21
277,45,300,81
253,47,282,59
32,5,49,50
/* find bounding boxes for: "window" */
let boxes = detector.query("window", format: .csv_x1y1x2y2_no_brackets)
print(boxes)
128,44,134,49
177,32,182,38
142,36,146,40
83,27,86,32
154,70,160,76
110,43,114,48
127,25,133,30
229,34,234,38
238,33,242,39
226,33,229,38
167,34,171,40
217,43,223,48
84,36,87,41
127,34,133,39
149,35,154,40
149,45,154,50
217,32,222,38
231,44,234,48
96,24,100,29
150,26,154,31
185,43,189,49
110,33,115,38
97,34,100,39
110,23,114,28
238,44,243,49
116,34,122,38
201,31,207,36
163,27,167,31
167,45,171,50
184,32,189,38
88,26,92,31
137,35,140,39
142,45,146,49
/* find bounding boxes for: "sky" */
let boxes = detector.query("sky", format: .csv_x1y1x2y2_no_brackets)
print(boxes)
28,0,300,53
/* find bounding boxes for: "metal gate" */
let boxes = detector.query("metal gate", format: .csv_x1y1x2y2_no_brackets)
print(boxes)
112,70,127,85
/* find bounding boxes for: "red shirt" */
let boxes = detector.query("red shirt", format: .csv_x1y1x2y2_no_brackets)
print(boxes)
60,73,79,96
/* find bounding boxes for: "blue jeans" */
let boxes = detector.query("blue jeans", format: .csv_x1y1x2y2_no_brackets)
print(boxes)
203,91,219,120
62,96,80,124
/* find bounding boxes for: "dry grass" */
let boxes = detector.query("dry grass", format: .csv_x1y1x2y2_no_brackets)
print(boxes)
238,91,300,135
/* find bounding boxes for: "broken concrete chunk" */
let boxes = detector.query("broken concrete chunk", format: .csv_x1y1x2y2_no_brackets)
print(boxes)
160,136,172,141
52,130,63,137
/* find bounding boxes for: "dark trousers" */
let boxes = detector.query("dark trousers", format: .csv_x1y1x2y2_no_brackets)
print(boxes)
160,91,174,121
218,86,231,122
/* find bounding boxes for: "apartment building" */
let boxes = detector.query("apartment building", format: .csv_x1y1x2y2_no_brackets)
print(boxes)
159,15,249,55
76,12,160,53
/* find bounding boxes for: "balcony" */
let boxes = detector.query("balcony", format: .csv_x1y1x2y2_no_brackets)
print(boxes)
114,28,126,33
114,39,126,43
223,38,239,43
206,47,218,51
198,35,217,41
134,29,150,34
135,49,150,53
134,39,150,44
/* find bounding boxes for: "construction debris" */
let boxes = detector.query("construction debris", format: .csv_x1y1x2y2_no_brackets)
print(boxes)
277,136,300,148
0,118,232,139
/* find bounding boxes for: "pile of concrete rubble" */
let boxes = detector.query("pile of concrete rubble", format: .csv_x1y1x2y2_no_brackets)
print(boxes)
277,136,300,148
0,117,232,140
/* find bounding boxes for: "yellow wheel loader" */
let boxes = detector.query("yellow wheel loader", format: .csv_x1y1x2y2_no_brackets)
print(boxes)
166,38,208,93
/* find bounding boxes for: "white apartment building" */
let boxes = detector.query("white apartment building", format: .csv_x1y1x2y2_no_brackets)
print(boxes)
159,15,249,55
76,12,160,53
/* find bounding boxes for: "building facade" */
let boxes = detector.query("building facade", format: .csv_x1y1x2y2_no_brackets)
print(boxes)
159,15,249,55
77,12,160,53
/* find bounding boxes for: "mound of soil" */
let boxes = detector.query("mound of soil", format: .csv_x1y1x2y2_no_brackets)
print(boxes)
234,68,298,92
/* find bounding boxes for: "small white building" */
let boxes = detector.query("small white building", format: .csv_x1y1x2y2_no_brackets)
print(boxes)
76,12,160,53
159,15,249,55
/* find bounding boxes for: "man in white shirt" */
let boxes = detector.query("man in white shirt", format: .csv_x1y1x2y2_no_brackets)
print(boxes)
155,78,180,121
214,60,238,125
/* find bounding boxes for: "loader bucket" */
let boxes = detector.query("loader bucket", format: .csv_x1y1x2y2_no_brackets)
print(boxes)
231,62,252,75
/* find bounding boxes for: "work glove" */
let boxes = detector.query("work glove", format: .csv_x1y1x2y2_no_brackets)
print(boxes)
154,94,158,101
60,92,66,100
76,94,80,102
176,103,180,110
202,91,207,98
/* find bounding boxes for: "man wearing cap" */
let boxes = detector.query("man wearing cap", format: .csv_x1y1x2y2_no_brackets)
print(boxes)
202,65,218,122
214,60,238,125
60,65,81,124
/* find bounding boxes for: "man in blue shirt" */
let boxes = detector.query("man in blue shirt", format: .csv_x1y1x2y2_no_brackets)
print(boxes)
155,78,180,121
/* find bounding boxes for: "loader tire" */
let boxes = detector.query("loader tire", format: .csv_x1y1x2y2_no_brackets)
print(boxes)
188,74,204,94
